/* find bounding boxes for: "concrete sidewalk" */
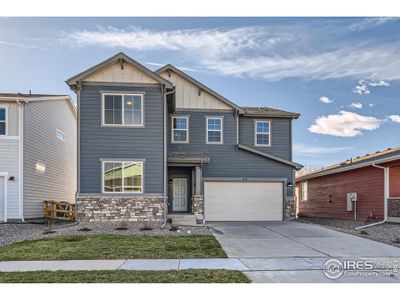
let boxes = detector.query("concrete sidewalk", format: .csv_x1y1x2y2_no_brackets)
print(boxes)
0,258,249,272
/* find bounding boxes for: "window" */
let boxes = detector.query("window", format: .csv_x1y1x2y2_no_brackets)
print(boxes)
301,181,308,201
206,117,223,144
56,129,65,141
0,107,7,135
255,120,271,146
103,93,143,126
102,161,143,193
172,116,189,143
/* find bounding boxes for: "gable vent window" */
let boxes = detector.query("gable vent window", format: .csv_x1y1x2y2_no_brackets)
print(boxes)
255,120,271,146
103,93,143,127
56,129,65,141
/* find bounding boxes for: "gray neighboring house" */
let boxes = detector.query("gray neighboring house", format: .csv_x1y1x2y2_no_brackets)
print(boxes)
0,93,77,222
66,52,302,225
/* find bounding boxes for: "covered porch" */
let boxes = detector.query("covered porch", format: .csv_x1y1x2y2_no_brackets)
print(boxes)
167,152,209,225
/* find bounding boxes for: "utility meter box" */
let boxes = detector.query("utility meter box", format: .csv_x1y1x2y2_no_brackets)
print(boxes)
346,192,357,211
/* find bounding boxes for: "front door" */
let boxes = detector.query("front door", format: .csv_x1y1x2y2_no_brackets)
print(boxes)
172,178,188,212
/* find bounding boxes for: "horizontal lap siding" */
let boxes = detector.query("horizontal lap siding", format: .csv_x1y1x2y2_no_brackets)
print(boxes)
297,166,384,220
0,139,20,219
169,111,294,196
239,117,291,161
390,166,400,197
80,85,164,194
23,101,77,218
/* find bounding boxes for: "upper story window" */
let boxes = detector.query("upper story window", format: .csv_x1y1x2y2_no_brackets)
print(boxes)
172,116,189,143
102,93,143,127
56,129,65,141
0,106,7,135
255,120,271,146
206,117,223,144
102,160,143,193
301,181,308,201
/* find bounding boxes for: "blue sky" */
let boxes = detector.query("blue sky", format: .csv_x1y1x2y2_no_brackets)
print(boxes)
1,17,399,169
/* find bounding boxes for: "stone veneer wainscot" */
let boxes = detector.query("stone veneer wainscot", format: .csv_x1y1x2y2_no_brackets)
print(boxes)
76,195,166,223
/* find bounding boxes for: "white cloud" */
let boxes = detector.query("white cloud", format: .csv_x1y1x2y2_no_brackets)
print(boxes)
349,17,398,32
350,102,363,109
0,40,46,50
352,79,390,95
308,111,381,137
369,103,375,107
294,143,350,155
368,80,390,87
389,115,400,123
319,96,334,104
63,26,400,81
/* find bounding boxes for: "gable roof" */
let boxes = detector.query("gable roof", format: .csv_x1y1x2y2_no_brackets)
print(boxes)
66,52,173,89
242,107,300,119
0,93,76,117
237,144,303,170
156,64,244,113
296,146,400,181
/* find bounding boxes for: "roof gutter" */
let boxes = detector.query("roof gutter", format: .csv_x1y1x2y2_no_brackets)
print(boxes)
297,154,400,182
356,163,389,229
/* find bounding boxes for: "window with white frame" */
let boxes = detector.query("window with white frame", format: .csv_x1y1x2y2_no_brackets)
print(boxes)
0,107,7,135
255,120,271,146
172,117,189,143
103,161,143,193
206,117,223,144
301,181,308,201
56,129,65,141
103,94,143,126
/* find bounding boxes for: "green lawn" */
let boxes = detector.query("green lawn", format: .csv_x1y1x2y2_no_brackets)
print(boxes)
0,270,250,283
0,235,227,261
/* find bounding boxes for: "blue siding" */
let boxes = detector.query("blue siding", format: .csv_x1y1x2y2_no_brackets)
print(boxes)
169,111,294,196
79,84,164,194
239,116,292,161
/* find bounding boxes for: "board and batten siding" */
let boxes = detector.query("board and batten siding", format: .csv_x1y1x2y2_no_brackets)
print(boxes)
158,70,233,110
168,111,294,196
79,84,164,194
23,100,77,219
239,116,292,161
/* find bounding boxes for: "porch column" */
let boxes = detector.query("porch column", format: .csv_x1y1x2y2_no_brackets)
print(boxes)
195,165,202,195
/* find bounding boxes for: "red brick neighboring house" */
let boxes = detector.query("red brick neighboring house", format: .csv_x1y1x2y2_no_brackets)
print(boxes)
296,147,400,222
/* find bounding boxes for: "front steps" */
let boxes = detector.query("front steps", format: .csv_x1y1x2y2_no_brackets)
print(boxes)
168,214,201,226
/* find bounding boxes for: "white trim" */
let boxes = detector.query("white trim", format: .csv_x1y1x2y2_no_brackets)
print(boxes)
171,116,189,144
254,120,271,147
0,104,9,136
0,172,8,222
101,93,144,127
206,116,223,144
101,160,144,194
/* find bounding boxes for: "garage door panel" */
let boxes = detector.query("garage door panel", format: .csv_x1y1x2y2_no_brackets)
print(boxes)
204,181,283,221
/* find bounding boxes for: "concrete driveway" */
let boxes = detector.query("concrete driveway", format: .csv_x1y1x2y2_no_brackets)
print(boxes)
207,221,400,283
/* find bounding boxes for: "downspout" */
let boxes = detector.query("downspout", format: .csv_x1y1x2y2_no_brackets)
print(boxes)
16,99,25,222
161,87,175,228
356,163,388,229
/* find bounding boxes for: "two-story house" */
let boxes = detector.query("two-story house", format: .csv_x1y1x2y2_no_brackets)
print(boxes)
66,52,302,225
0,93,76,222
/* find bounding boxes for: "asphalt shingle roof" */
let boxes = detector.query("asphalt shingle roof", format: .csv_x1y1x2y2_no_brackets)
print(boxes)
242,106,300,118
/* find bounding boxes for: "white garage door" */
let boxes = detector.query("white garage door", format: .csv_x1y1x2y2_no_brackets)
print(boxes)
204,181,283,221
